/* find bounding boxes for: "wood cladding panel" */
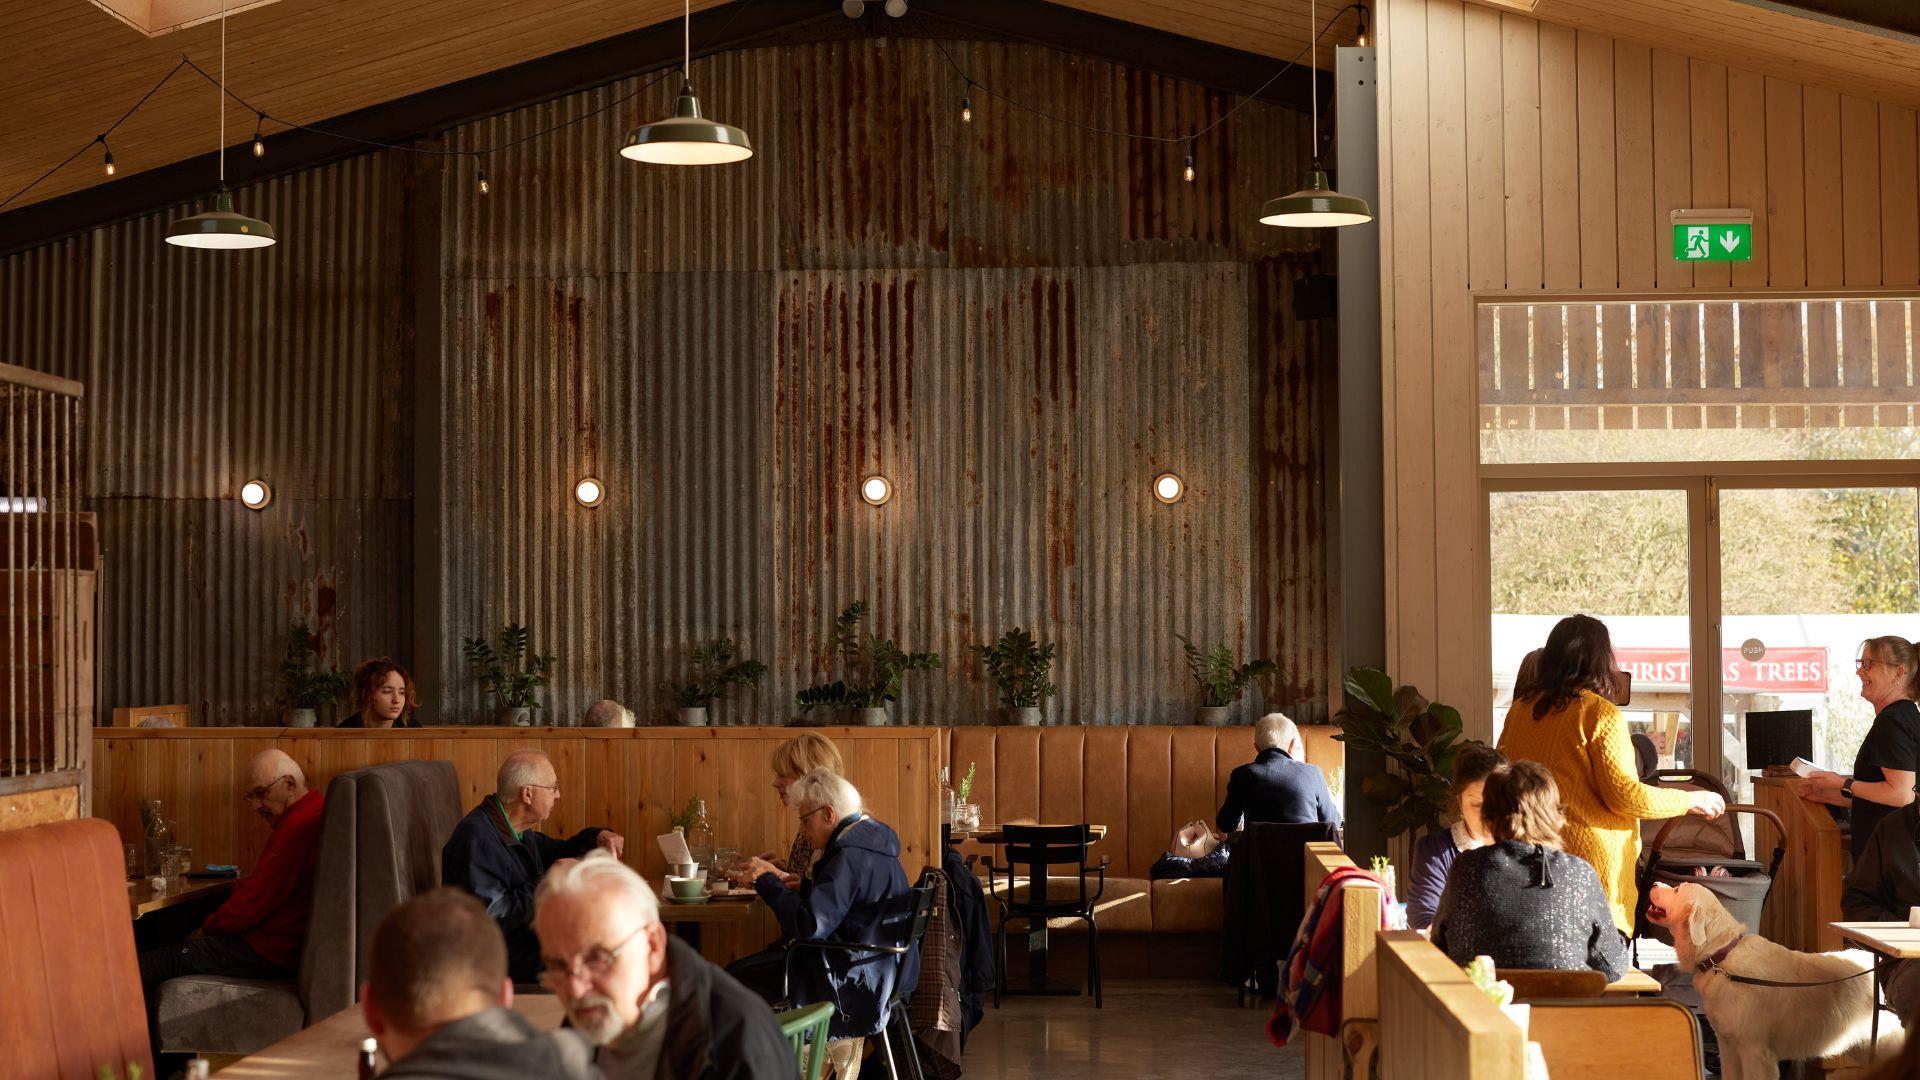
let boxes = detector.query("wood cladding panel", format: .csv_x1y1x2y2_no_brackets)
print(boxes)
1379,0,1920,728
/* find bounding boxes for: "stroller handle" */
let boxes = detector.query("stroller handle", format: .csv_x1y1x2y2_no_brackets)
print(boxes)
1646,803,1787,881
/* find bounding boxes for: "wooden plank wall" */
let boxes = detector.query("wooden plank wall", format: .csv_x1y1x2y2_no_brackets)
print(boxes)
93,726,941,963
1377,0,1920,734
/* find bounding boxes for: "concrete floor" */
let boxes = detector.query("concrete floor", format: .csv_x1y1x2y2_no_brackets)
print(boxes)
958,980,1306,1079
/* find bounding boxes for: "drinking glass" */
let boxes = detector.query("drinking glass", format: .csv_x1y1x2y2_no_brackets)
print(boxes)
124,843,138,881
164,845,192,882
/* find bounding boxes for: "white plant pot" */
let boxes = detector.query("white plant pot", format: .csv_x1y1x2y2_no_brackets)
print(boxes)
281,707,317,729
497,706,532,727
1197,706,1231,726
678,706,710,727
852,707,889,727
1004,706,1043,726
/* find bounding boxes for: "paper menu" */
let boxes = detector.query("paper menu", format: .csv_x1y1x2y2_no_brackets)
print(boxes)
658,832,693,865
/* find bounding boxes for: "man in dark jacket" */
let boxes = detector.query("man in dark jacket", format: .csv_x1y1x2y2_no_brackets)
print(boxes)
442,750,624,983
1216,713,1341,833
741,767,920,1069
534,851,793,1080
362,888,599,1079
1844,800,1920,1025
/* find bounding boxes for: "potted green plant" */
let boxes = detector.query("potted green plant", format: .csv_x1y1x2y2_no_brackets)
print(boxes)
794,601,941,726
1174,633,1276,725
1333,666,1487,839
462,622,557,726
276,620,350,728
666,638,768,727
973,627,1057,725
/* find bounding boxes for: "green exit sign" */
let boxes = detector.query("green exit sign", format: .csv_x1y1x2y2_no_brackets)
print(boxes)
1670,210,1754,262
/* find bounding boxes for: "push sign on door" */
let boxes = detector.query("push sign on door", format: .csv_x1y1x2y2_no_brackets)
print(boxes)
1671,209,1754,262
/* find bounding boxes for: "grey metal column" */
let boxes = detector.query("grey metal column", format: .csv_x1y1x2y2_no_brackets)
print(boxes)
407,149,447,724
1334,45,1386,857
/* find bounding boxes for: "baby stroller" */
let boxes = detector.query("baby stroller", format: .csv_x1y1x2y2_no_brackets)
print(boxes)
1632,769,1786,948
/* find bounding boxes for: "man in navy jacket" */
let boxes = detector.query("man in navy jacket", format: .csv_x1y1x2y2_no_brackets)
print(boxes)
1216,713,1342,833
442,749,624,983
739,768,919,1059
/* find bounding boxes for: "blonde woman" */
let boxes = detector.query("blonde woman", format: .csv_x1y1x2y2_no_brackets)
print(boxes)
757,731,846,883
1799,636,1920,861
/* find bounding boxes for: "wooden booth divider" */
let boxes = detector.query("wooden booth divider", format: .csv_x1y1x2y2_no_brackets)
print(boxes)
1303,842,1381,1080
1376,930,1525,1080
94,726,941,964
1754,775,1844,953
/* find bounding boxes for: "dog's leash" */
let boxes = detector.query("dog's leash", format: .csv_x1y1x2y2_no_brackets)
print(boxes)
1694,934,1878,989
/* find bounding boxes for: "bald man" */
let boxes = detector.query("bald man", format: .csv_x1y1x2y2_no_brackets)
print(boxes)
138,749,327,1058
442,750,624,983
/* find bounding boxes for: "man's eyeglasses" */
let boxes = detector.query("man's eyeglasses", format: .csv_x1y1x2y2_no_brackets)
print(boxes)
528,783,561,797
538,923,645,987
241,775,290,804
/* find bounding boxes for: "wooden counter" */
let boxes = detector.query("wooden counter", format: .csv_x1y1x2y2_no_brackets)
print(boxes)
1754,774,1845,952
94,726,942,886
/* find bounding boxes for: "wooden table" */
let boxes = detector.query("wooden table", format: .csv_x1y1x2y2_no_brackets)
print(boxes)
658,890,759,950
1601,969,1660,997
130,876,234,919
1831,921,1920,1066
221,997,567,1077
967,824,1107,997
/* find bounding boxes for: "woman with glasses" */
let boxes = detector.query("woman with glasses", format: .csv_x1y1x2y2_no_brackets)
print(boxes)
1799,637,1920,860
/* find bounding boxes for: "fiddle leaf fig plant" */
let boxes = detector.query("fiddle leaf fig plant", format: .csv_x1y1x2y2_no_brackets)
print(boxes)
462,622,557,710
794,601,942,712
667,638,768,709
1334,666,1486,839
1174,634,1277,707
973,627,1058,708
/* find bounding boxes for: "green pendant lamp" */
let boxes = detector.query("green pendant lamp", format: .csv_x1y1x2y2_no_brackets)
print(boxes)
167,3,275,249
1262,0,1371,229
621,0,753,165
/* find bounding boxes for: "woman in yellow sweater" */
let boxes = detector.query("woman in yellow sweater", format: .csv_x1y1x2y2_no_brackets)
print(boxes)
1497,615,1725,934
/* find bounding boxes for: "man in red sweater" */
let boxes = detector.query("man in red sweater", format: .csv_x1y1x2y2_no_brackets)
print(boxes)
139,749,327,1054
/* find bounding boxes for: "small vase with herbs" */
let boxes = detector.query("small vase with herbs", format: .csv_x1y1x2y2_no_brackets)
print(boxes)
665,638,768,727
462,622,557,726
793,601,941,726
276,620,350,728
1174,633,1277,726
973,627,1057,726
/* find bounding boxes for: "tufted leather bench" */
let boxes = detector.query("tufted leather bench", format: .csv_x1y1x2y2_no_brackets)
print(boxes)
944,725,1342,938
155,759,464,1055
0,817,154,1080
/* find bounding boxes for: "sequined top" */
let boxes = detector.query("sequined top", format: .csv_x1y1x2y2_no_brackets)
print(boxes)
1429,839,1627,982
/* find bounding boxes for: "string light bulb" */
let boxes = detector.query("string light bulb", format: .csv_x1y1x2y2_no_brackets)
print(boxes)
961,92,973,124
1183,148,1195,183
1355,4,1370,47
477,167,491,195
252,112,266,158
100,136,115,177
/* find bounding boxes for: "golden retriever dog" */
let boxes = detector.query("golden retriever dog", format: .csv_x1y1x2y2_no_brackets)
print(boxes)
1649,881,1890,1079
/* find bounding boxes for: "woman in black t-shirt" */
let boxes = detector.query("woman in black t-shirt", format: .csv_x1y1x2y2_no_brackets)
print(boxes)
1799,636,1920,860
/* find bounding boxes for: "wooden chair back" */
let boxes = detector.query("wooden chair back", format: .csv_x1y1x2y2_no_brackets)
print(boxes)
1527,998,1703,1080
1497,968,1608,1000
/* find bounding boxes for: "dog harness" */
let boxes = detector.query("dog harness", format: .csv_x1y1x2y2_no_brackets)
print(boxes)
1694,934,1876,988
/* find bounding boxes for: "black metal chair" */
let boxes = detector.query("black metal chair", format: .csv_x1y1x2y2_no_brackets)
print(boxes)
780,872,939,1080
982,824,1108,1007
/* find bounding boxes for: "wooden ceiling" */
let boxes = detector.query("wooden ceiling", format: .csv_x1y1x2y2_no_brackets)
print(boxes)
1,0,1918,218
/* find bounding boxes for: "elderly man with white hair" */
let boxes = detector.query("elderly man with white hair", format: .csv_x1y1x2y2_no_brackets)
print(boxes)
581,698,635,728
534,851,792,1079
1215,712,1341,833
734,768,919,1075
442,749,625,984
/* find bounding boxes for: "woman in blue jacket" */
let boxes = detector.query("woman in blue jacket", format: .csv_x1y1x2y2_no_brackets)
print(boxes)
737,768,920,1054
1408,744,1505,930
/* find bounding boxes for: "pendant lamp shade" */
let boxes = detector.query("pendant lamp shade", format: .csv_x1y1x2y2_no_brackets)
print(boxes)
166,190,276,249
622,84,753,165
1260,168,1372,228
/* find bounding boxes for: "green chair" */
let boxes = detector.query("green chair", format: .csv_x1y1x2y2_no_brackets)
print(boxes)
776,1002,836,1080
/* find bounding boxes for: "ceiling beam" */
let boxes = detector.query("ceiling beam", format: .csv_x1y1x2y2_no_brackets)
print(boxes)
0,0,1328,255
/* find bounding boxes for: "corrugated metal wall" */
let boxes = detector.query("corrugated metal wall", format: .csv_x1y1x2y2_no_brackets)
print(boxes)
0,155,411,724
438,37,1333,725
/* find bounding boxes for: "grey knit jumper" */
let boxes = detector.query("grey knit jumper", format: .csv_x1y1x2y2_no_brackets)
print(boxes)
1428,839,1627,982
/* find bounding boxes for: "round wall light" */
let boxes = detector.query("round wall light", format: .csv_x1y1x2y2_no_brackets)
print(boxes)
860,475,893,506
1153,473,1184,504
239,479,273,510
574,477,605,508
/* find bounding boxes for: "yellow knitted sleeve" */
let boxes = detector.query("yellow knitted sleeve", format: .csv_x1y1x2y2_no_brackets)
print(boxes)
1587,705,1691,820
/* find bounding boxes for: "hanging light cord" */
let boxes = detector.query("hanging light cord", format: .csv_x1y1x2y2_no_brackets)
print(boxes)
0,58,187,211
217,0,227,188
926,4,1358,146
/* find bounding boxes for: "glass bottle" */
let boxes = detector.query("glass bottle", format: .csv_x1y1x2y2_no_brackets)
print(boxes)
358,1037,379,1079
145,800,174,877
686,799,716,872
940,767,956,825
